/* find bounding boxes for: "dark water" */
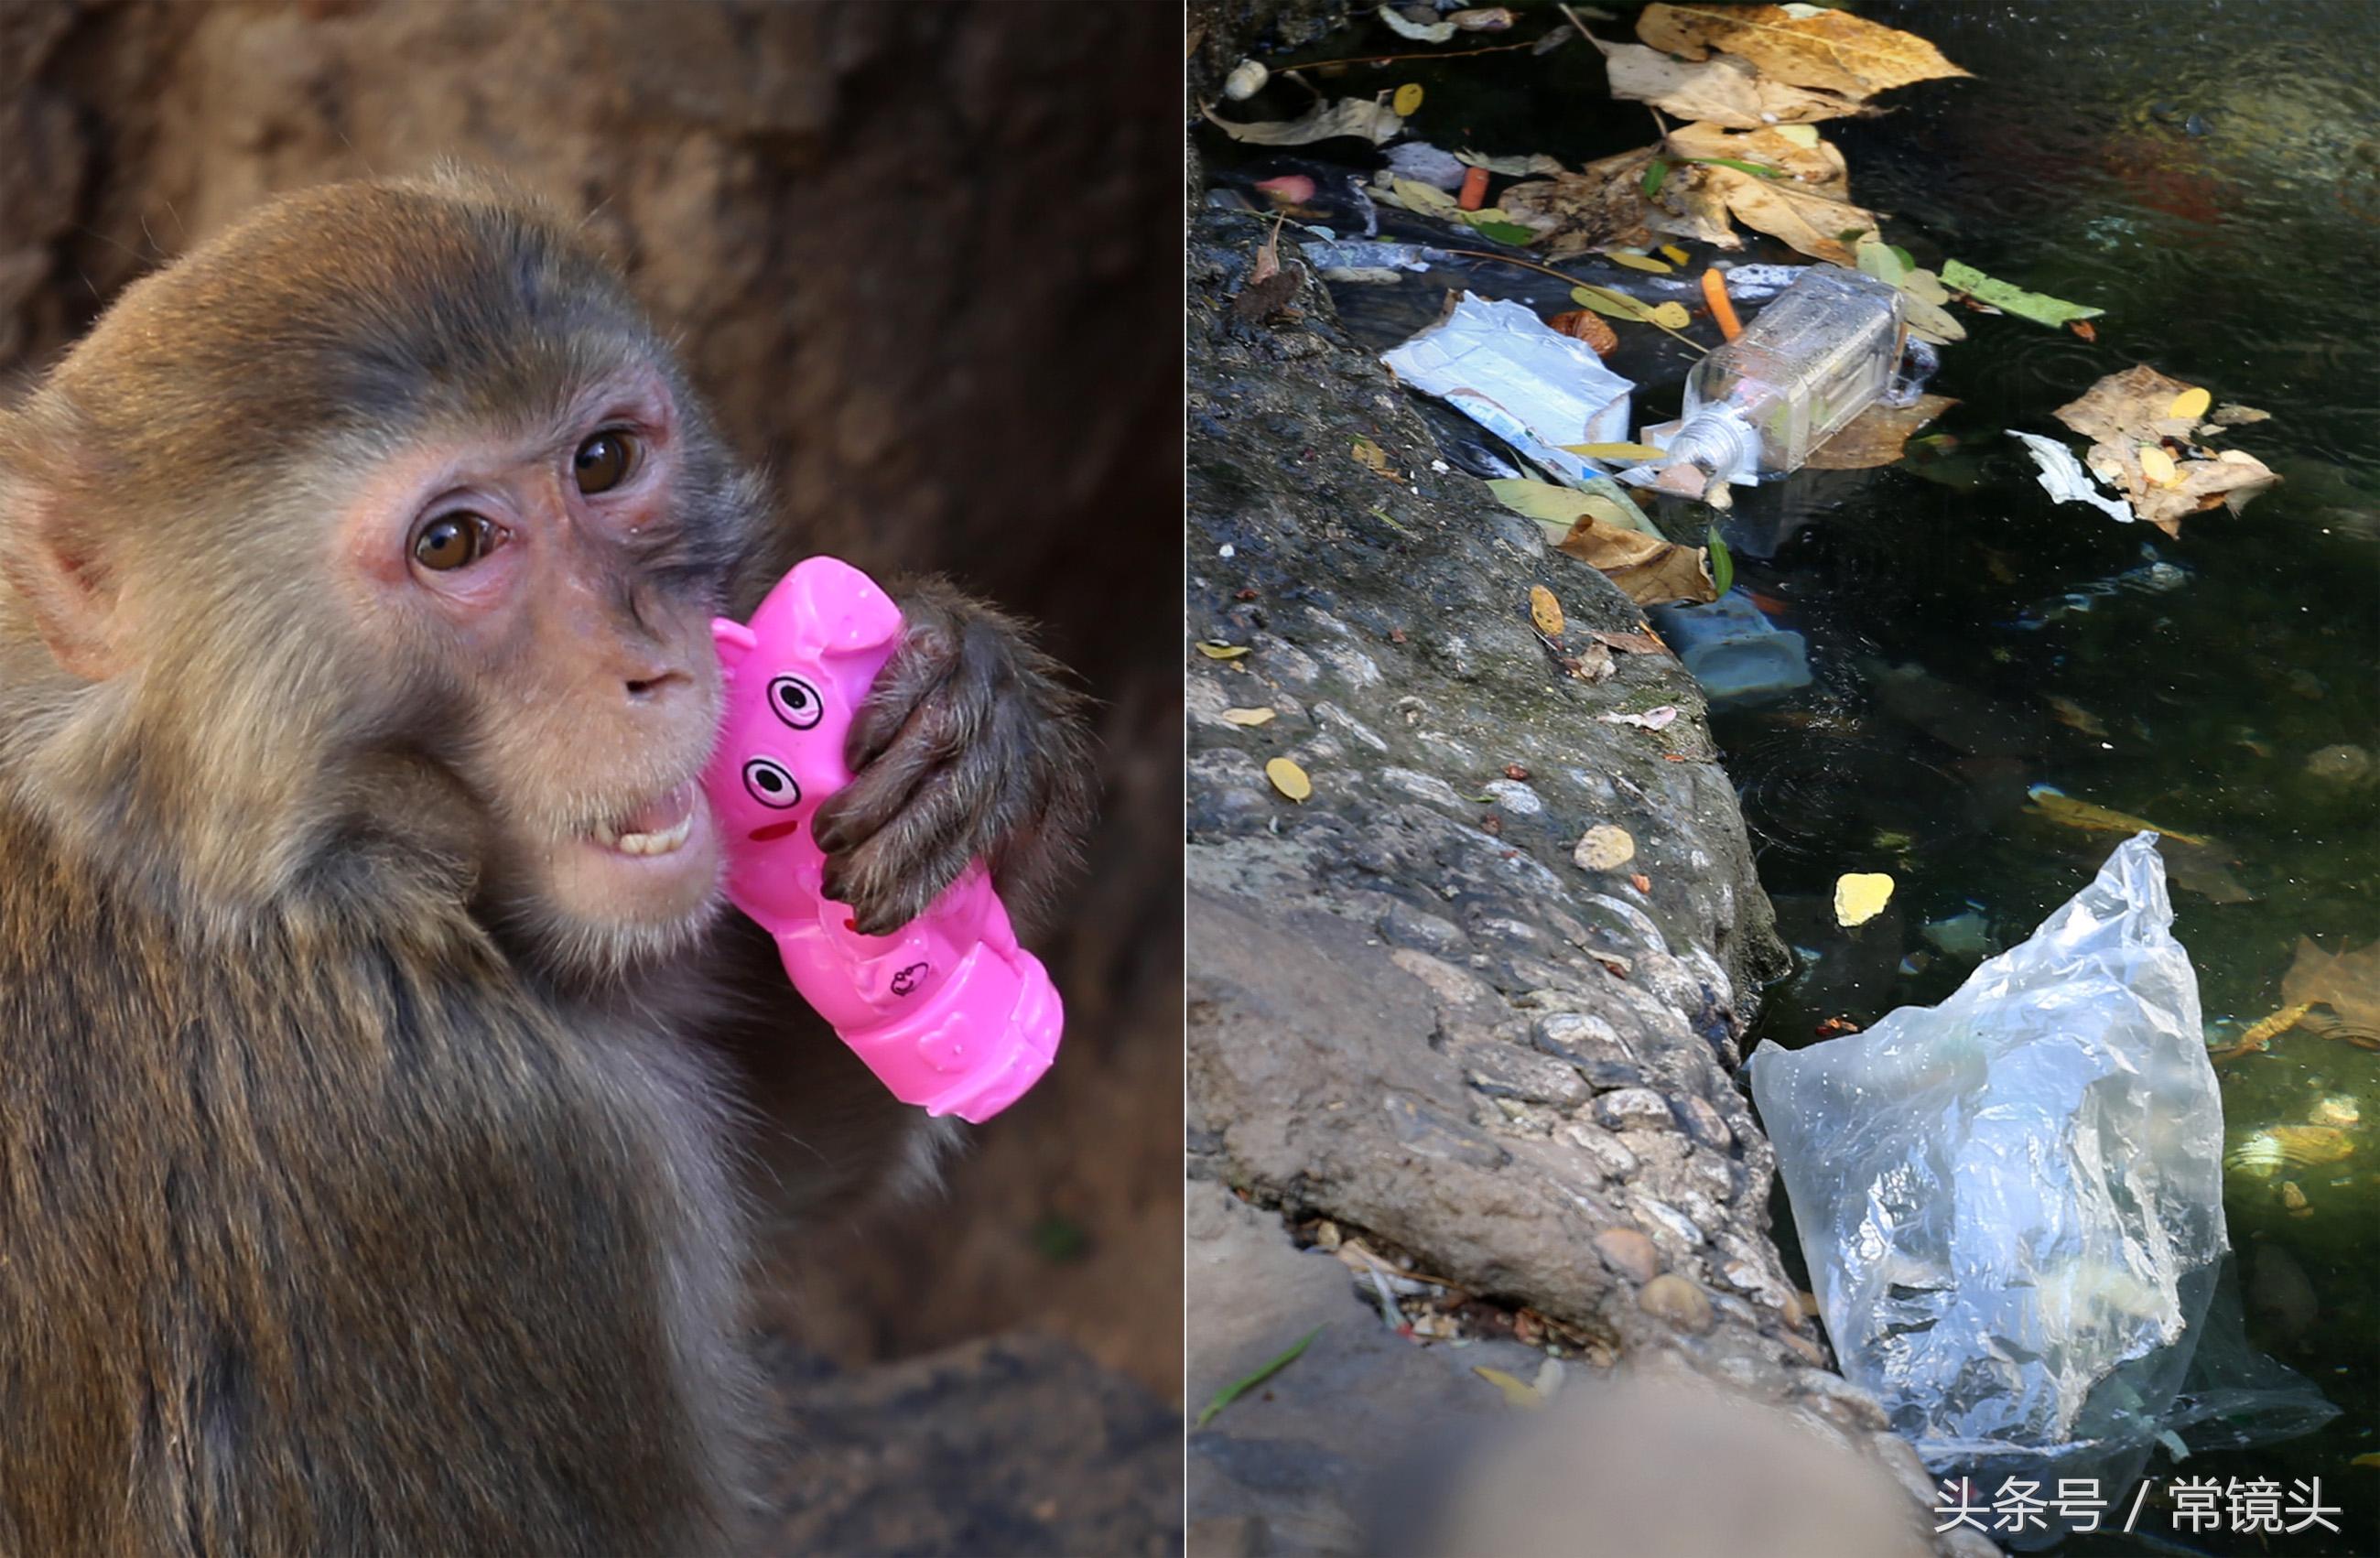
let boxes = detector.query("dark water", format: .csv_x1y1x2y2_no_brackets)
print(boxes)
1205,3,2378,1550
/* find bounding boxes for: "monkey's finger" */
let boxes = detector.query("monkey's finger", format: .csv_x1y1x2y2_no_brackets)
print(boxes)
841,608,998,774
820,778,985,936
813,633,1003,859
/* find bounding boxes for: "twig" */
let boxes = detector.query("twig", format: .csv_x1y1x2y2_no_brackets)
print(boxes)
1435,248,1708,354
1282,37,1547,72
1194,1325,1326,1428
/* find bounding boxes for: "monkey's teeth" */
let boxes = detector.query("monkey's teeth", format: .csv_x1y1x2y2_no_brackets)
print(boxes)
606,812,696,857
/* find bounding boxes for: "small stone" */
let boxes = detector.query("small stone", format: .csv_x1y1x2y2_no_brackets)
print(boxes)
1593,1227,1661,1284
1676,1094,1734,1152
1638,1272,1714,1334
1594,1087,1675,1133
1573,824,1636,872
1558,1121,1640,1181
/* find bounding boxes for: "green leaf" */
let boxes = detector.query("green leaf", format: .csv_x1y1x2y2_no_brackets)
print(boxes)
1705,525,1735,597
1676,156,1784,179
1855,236,1909,289
1568,284,1658,323
1464,218,1535,245
1195,1325,1324,1429
1641,157,1671,198
1940,258,2104,328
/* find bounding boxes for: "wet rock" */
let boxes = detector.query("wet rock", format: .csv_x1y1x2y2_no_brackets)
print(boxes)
1593,1227,1662,1284
1676,1093,1735,1152
1455,1039,1591,1109
1638,1273,1715,1334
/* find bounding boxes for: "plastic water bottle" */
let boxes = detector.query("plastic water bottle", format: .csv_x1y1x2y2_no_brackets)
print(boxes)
1653,265,1907,500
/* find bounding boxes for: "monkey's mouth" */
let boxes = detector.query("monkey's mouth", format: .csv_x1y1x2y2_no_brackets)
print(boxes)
588,779,705,858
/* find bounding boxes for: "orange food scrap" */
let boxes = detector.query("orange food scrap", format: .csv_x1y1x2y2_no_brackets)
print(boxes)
1701,268,1742,341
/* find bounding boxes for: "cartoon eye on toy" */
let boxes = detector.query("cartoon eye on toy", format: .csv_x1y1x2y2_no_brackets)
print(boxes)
767,676,825,730
741,758,801,809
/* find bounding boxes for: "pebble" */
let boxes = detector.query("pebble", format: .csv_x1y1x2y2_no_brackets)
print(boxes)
1676,1094,1734,1152
1557,1121,1639,1181
1594,1087,1676,1133
1593,1227,1661,1283
1638,1273,1714,1334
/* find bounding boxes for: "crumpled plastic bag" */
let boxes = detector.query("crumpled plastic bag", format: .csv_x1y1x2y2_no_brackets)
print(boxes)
1749,833,2335,1492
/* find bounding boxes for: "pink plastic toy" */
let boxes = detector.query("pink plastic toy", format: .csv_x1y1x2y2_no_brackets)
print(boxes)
705,557,1062,1124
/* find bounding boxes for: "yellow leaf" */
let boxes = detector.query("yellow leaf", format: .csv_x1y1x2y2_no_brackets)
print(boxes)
1649,301,1692,330
1530,584,1565,638
1833,872,1894,927
1608,250,1674,274
1699,165,1877,265
2169,385,2212,420
1351,436,1400,478
1635,4,1971,101
1660,243,1690,265
1393,82,1424,117
1196,642,1251,659
1472,1366,1548,1410
1266,757,1312,802
1221,707,1276,726
1774,123,1822,148
2138,444,2178,485
1562,441,1670,462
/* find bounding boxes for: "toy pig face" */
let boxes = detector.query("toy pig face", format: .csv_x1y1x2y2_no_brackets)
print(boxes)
703,557,904,850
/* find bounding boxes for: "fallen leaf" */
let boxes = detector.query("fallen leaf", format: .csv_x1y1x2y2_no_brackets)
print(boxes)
1530,584,1566,638
2169,386,2212,420
1597,41,1868,129
2353,1452,2380,1470
1456,148,1567,176
1203,98,1405,147
1196,642,1252,659
1473,1365,1550,1410
1834,871,1895,927
1547,308,1621,355
1487,477,1643,531
1379,5,1455,43
1801,393,1957,470
1589,627,1671,655
1774,124,1822,149
2023,784,2209,845
1351,436,1400,479
2281,937,2380,1034
1629,873,1651,893
2042,694,2108,737
1699,165,1879,265
1609,250,1674,274
1659,243,1689,265
1196,1325,1325,1428
1221,707,1277,726
2211,403,2270,426
1648,300,1692,329
1939,258,2104,328
1635,4,1970,100
1668,120,1850,198
1598,704,1681,730
1562,441,1670,462
1555,513,1719,605
1502,146,1661,257
1393,81,1425,116
1267,757,1313,802
2053,365,2281,533
1574,824,1637,871
2069,319,2098,342
1567,283,1660,323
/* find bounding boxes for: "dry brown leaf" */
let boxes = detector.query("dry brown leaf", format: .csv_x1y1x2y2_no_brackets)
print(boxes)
1547,308,1621,355
1501,146,1660,258
1351,436,1400,479
2281,937,2380,1034
1530,584,1566,638
1202,98,1405,146
1556,513,1717,606
2052,365,2281,534
1646,163,1743,248
1589,627,1671,655
1802,393,1958,471
1598,41,1867,129
1636,4,1970,100
1699,165,1879,265
1664,121,1850,200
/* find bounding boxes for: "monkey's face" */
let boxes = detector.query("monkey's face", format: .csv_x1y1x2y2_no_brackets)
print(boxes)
341,369,741,967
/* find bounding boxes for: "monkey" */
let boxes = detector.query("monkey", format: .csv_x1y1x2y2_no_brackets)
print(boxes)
0,166,1093,1555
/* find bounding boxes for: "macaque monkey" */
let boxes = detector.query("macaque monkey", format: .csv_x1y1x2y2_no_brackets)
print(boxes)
0,168,1091,1554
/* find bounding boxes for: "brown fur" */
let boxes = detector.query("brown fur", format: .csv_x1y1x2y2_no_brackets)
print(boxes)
0,168,1088,1553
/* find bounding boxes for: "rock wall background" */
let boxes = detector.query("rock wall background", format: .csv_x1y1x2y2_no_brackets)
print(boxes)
1,0,1182,1472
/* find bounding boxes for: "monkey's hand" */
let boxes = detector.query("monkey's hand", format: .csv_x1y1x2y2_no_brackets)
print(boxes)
810,578,1093,937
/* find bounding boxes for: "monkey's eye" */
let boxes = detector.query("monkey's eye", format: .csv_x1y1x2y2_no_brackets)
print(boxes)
573,431,636,494
767,676,825,730
742,758,801,810
413,513,503,571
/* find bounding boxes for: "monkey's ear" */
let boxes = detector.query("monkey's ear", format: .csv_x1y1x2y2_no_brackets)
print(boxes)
0,478,124,680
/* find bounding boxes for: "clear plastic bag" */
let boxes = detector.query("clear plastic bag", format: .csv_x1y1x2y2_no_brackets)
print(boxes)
1749,833,2336,1495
